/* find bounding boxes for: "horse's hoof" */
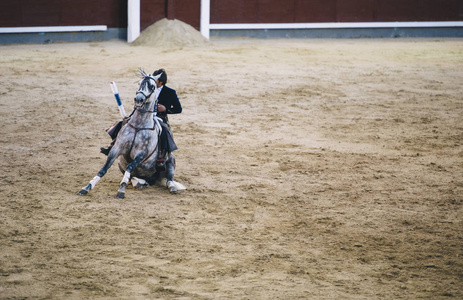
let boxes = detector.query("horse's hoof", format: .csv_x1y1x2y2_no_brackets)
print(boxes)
78,189,88,196
134,183,144,190
166,181,177,194
116,192,125,199
169,187,178,194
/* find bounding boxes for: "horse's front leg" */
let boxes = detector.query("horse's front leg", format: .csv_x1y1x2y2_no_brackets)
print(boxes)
78,149,120,196
116,153,145,199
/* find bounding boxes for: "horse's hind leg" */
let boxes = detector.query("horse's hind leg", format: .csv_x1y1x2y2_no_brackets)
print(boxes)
131,177,148,189
165,154,177,194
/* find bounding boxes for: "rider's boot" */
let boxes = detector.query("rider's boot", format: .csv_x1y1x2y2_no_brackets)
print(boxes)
100,139,116,156
100,146,112,156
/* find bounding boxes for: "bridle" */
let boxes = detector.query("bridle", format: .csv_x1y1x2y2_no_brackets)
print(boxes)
135,75,158,114
136,79,155,98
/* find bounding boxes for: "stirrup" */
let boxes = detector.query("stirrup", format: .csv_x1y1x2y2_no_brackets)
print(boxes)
157,150,167,162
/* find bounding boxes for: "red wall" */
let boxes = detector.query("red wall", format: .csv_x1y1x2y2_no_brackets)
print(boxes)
0,0,200,30
1,0,461,31
0,0,127,28
210,0,463,23
140,0,165,31
141,0,201,31
165,0,201,30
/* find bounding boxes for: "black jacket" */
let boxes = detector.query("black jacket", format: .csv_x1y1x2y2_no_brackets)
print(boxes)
157,85,182,124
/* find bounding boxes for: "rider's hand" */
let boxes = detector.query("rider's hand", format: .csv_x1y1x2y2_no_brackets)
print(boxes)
157,104,166,112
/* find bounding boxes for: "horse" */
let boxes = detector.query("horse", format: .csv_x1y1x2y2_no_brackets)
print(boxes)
78,69,178,198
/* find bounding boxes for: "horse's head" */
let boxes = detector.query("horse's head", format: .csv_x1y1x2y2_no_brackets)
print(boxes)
134,69,162,110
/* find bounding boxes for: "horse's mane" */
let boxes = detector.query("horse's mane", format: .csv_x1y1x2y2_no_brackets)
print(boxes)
137,68,148,79
136,68,152,91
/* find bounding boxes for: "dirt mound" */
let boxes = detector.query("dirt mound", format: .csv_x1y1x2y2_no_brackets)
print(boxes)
132,18,209,47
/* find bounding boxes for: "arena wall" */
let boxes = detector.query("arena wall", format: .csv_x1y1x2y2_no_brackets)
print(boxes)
210,0,463,23
0,0,126,28
0,0,200,43
208,0,463,38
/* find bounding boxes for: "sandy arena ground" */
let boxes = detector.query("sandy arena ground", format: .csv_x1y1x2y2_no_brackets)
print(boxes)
0,37,462,299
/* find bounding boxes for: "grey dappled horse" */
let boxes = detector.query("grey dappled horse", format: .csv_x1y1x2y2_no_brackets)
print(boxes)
78,69,177,198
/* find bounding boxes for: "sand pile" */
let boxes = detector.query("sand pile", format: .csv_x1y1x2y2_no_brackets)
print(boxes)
132,18,209,47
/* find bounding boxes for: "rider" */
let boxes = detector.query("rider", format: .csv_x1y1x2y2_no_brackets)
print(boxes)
100,68,182,165
151,68,182,163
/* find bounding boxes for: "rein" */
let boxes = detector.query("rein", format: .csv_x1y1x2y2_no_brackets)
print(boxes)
135,107,156,114
127,122,155,132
